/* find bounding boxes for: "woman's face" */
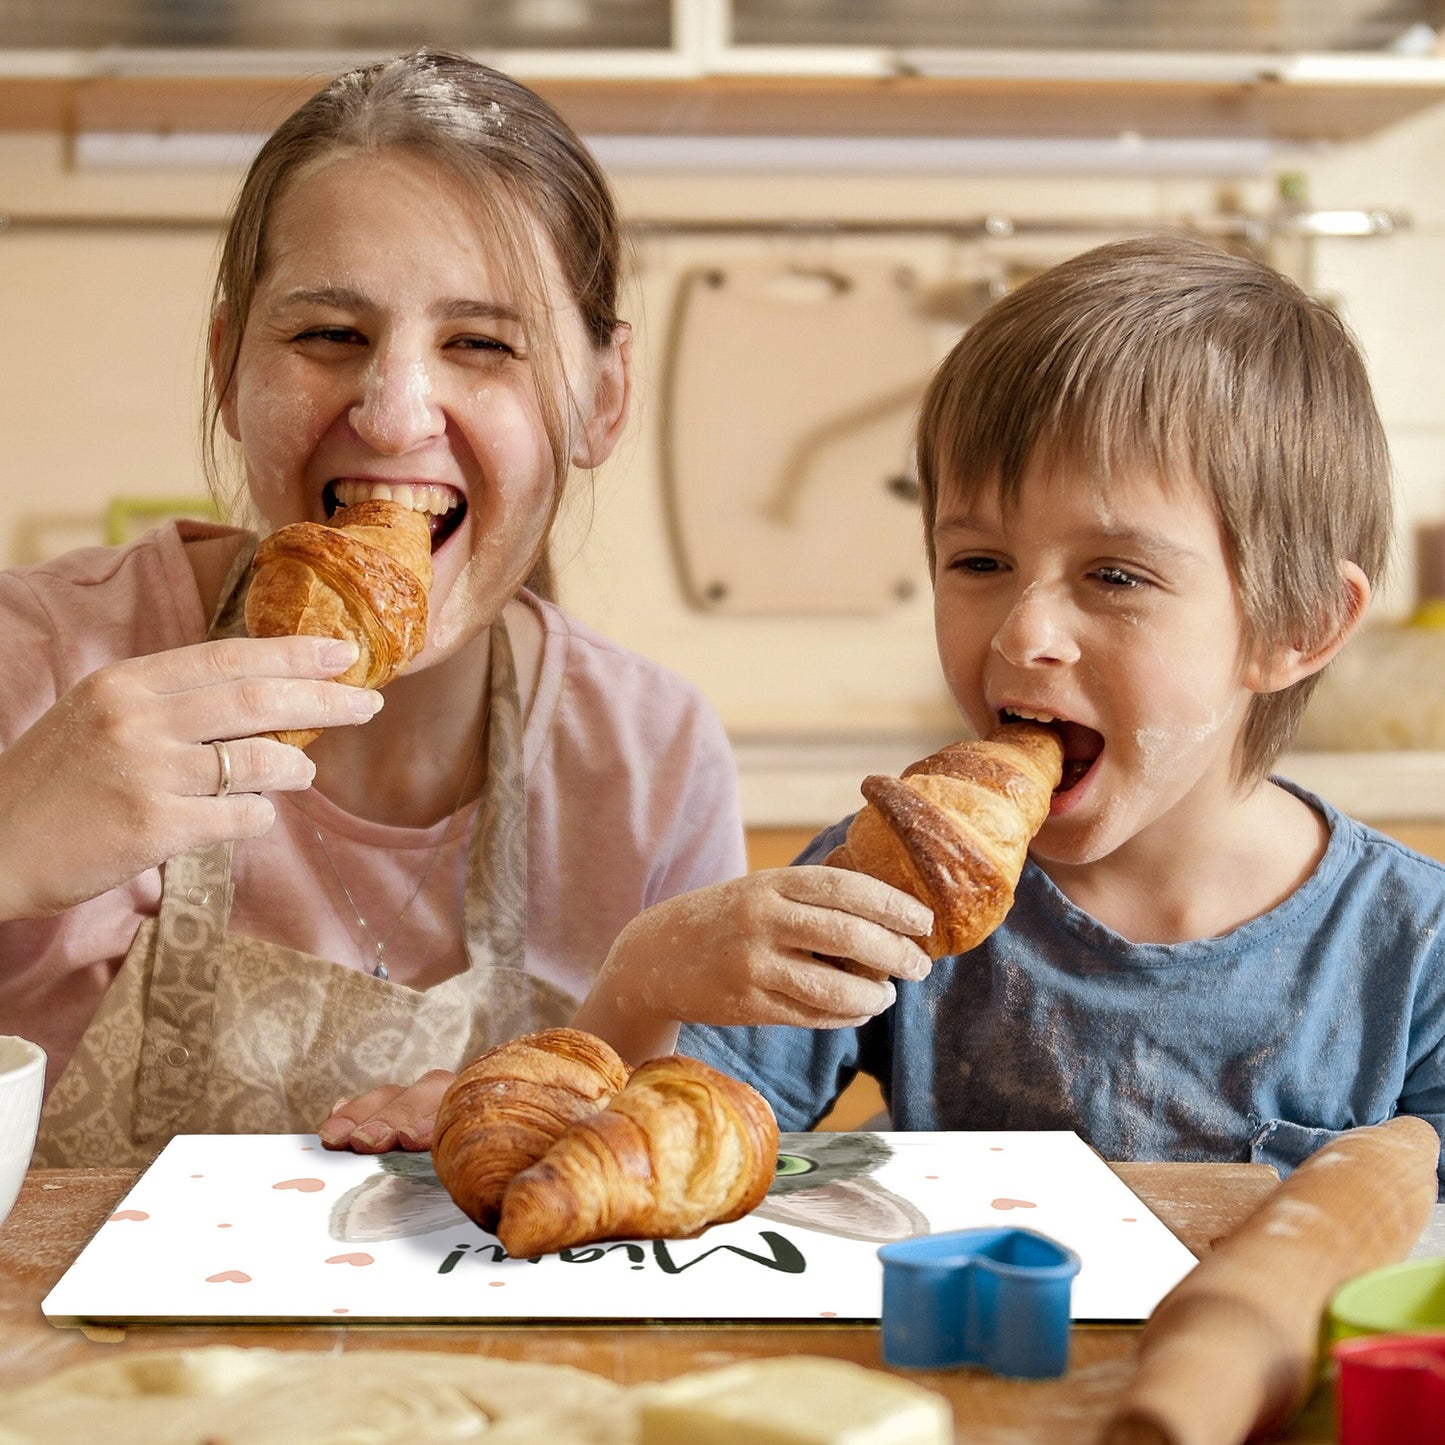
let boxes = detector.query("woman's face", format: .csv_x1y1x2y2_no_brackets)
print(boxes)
219,147,627,664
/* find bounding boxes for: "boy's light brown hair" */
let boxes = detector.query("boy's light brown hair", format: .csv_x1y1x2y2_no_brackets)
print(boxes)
916,231,1393,784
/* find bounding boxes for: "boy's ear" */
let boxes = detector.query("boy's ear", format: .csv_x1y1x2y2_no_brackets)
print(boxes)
209,310,241,442
571,323,632,469
1244,560,1371,694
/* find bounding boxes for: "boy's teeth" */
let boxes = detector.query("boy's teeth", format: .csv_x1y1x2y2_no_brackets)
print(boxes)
1007,708,1059,724
333,480,458,515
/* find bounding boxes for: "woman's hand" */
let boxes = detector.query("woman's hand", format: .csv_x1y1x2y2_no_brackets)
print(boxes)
317,1069,456,1153
572,866,935,1064
0,634,382,922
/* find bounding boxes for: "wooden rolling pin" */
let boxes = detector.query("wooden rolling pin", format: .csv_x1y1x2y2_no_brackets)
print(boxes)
1101,1115,1440,1445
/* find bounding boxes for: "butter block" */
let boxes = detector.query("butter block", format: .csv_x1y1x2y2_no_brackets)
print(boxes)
636,1356,952,1445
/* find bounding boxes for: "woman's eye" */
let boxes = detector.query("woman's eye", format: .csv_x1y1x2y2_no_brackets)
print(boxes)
294,325,364,346
1093,565,1146,589
452,335,519,358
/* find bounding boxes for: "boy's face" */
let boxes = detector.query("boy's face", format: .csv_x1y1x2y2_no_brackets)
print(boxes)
932,458,1266,867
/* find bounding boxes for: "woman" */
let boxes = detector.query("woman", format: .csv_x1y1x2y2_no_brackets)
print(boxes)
3,49,744,1166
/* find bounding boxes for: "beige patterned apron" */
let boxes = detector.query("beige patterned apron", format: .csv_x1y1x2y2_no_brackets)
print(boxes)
35,544,569,1168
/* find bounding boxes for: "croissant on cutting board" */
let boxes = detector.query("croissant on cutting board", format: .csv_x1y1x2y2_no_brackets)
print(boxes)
496,1052,780,1257
826,721,1062,958
244,498,433,748
431,1028,780,1255
432,1028,631,1233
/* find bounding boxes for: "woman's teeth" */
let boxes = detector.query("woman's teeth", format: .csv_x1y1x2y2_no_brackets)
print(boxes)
1004,708,1060,724
331,479,459,516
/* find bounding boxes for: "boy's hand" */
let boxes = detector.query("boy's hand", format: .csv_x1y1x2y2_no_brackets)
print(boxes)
574,867,934,1063
317,1069,456,1153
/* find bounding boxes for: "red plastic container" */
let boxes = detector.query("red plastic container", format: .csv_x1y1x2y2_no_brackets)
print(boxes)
1332,1334,1445,1444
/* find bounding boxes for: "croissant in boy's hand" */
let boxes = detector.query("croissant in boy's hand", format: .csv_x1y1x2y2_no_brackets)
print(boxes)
244,498,433,748
431,1028,780,1256
827,722,1063,958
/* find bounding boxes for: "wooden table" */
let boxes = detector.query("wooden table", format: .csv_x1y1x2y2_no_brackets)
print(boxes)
0,1161,1339,1443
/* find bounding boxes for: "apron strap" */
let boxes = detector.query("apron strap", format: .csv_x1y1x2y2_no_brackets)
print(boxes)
463,615,527,971
131,842,234,1141
208,534,259,638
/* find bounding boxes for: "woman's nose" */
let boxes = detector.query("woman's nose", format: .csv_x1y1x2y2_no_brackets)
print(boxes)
991,583,1081,668
348,349,445,452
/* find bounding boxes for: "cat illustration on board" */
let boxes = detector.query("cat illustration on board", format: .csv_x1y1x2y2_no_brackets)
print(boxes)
755,1133,929,1242
328,1132,929,1246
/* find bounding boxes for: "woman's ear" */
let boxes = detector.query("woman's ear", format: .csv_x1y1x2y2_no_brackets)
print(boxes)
209,310,241,442
1244,560,1372,694
571,323,632,469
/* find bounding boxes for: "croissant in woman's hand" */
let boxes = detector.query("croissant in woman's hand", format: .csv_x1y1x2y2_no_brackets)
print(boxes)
827,721,1062,958
244,498,433,747
495,1052,780,1257
432,1028,630,1233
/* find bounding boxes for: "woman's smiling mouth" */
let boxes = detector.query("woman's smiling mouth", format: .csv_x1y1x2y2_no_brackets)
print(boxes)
326,479,467,551
1000,707,1104,792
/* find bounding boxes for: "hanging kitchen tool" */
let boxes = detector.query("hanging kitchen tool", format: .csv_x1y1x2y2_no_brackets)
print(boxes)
660,256,943,615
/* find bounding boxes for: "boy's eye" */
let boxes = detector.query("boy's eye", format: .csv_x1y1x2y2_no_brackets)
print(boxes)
950,555,1002,575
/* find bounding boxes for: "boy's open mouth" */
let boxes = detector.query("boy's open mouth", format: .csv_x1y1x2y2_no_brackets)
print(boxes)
1000,708,1104,793
325,479,467,552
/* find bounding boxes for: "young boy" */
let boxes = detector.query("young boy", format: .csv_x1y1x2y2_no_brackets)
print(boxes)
578,232,1445,1189
347,234,1445,1190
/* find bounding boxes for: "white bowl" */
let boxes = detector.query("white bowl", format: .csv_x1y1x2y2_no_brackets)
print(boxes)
0,1036,46,1232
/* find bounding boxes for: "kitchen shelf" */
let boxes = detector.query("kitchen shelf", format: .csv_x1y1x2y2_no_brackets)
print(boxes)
3,65,1445,144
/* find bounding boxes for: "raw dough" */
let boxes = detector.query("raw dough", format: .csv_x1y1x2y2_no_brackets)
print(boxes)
0,1346,954,1445
637,1355,952,1445
0,1347,632,1444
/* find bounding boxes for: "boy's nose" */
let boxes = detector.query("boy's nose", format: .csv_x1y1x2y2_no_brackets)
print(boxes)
348,349,445,453
991,584,1081,668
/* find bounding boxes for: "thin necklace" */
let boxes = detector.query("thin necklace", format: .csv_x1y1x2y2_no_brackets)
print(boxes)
302,716,488,981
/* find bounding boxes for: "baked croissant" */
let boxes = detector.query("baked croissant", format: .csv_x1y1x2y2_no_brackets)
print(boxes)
495,1052,779,1257
244,498,433,747
432,1028,631,1233
826,721,1062,958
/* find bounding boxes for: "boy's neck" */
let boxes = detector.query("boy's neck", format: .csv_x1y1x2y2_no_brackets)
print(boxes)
1034,780,1331,945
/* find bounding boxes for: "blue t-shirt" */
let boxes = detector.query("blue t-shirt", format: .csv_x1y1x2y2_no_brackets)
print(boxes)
683,780,1445,1191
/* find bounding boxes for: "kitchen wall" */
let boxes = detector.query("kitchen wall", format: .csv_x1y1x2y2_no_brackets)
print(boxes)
1,91,1442,790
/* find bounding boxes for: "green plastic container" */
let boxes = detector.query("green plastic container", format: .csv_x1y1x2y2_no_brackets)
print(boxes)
1328,1258,1445,1344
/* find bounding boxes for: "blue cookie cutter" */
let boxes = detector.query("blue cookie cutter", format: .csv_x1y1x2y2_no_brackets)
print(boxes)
877,1226,1081,1378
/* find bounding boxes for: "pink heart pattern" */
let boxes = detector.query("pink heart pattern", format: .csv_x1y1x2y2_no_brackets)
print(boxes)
206,1270,252,1284
272,1178,325,1193
325,1253,374,1267
108,1210,149,1222
991,1197,1038,1211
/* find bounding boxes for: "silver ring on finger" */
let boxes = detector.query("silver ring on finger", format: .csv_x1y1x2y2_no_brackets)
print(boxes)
211,739,233,798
